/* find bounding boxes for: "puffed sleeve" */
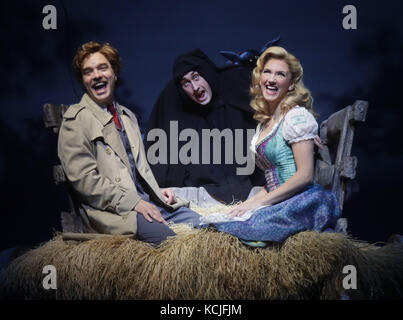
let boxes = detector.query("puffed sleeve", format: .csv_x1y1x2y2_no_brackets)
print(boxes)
282,106,318,144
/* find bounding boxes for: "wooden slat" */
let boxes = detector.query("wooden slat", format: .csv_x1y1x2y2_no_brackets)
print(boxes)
52,165,66,185
62,232,134,241
43,103,68,135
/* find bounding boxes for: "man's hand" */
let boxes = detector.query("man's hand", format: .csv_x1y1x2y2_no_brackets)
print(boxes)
161,188,177,205
134,199,167,224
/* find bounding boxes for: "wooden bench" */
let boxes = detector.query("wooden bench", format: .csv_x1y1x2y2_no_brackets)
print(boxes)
43,100,369,239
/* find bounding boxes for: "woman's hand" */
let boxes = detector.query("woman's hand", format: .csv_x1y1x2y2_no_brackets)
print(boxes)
161,188,177,205
227,201,260,218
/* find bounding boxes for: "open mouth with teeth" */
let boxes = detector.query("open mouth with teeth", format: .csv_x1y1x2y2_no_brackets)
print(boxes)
264,84,279,95
92,81,108,94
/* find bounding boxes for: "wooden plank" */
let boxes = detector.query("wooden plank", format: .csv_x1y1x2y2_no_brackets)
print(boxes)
62,232,134,241
314,160,334,189
351,100,368,123
53,164,66,185
42,103,68,134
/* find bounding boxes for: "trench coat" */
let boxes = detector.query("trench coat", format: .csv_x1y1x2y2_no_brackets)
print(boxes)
58,94,189,235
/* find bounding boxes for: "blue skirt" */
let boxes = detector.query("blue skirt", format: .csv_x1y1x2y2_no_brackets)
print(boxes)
211,184,341,242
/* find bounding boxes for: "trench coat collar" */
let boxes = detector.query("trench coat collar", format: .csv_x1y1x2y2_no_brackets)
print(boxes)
80,93,114,126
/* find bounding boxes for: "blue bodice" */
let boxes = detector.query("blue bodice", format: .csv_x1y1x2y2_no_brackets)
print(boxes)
255,120,296,192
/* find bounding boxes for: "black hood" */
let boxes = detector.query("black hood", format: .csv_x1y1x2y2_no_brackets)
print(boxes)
172,49,221,110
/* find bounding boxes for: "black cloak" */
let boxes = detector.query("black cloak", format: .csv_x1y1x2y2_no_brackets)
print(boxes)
145,49,264,204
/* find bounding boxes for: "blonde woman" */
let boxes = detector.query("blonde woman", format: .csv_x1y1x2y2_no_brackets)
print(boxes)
204,46,341,246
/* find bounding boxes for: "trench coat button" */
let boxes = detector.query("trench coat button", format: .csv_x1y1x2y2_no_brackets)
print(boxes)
115,177,121,183
106,148,112,155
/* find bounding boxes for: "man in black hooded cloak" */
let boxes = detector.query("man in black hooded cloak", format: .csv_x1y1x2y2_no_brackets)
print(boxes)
145,49,265,204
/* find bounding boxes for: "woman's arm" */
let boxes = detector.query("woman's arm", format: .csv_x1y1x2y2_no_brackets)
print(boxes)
228,139,314,217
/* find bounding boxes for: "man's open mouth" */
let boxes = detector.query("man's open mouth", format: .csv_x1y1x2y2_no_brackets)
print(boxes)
92,81,107,93
194,89,206,100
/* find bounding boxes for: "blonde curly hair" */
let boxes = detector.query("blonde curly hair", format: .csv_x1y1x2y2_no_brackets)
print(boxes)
250,46,316,124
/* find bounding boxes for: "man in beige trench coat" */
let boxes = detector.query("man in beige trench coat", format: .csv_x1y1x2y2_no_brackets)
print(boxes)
58,41,201,245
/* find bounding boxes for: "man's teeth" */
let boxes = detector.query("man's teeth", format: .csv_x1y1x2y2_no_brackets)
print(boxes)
93,82,106,89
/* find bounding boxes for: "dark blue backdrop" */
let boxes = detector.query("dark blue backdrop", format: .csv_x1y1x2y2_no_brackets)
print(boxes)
1,0,402,250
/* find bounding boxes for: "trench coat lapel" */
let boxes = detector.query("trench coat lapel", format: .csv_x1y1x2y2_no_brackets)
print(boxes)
81,94,133,179
117,104,140,162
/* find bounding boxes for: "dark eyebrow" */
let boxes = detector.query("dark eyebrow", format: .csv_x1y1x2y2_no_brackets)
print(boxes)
181,71,199,84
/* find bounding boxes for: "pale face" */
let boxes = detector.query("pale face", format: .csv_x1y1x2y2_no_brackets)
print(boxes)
259,58,294,109
81,52,117,107
180,71,213,105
